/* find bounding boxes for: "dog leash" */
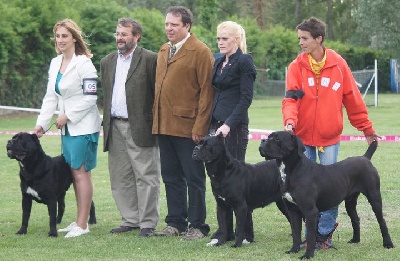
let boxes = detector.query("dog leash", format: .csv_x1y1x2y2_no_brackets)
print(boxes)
43,122,55,134
42,122,64,155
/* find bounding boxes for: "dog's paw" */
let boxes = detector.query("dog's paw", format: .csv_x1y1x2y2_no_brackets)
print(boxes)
383,241,394,249
48,231,58,237
348,238,360,244
285,247,300,254
300,253,314,259
206,239,219,247
231,242,243,248
242,239,252,244
88,218,97,224
16,227,27,235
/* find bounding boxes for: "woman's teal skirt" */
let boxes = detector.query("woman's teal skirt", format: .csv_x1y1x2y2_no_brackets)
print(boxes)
62,125,99,172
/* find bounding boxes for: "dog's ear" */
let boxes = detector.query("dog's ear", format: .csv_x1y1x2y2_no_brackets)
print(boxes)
31,133,40,144
292,134,305,155
216,132,227,144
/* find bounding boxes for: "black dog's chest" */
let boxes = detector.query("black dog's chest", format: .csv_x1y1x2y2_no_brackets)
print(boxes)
21,179,50,203
20,167,53,204
26,186,44,202
209,174,235,202
278,162,297,205
209,175,226,195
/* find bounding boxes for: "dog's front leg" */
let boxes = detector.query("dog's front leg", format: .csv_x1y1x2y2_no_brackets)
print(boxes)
47,199,58,237
232,202,247,248
286,208,303,254
215,203,228,246
17,194,32,235
301,213,318,259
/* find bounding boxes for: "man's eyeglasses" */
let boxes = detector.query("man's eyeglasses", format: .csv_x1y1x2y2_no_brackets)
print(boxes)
113,32,132,38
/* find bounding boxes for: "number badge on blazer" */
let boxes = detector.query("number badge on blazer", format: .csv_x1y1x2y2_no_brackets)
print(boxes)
82,78,97,95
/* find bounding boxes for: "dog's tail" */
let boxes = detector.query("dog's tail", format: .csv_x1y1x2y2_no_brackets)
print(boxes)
363,140,378,160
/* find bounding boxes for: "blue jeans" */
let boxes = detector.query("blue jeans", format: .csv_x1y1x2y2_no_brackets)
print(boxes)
304,143,340,236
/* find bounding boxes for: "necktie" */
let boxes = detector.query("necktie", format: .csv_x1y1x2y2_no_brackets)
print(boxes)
168,46,176,61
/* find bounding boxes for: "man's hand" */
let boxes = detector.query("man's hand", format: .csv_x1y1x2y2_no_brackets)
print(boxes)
192,134,203,144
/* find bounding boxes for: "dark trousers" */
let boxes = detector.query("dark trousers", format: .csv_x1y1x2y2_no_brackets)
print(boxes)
158,134,210,235
209,121,249,162
209,121,249,239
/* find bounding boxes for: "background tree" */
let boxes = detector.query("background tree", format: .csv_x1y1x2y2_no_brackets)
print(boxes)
0,0,78,108
0,0,398,108
352,0,400,57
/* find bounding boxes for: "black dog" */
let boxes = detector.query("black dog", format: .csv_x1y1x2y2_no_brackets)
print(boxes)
259,131,394,259
192,134,289,247
6,132,96,237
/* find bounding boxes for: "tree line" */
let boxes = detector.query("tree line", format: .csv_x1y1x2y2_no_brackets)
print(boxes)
0,0,398,107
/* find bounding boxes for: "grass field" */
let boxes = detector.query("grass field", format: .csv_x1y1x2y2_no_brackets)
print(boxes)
0,94,399,260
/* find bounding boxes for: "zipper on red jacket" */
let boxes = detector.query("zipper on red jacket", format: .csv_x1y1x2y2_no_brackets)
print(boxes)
311,78,320,146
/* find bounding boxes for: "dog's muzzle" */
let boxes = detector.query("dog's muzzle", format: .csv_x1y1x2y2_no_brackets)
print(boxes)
192,147,201,161
259,140,268,157
6,139,23,160
6,140,16,159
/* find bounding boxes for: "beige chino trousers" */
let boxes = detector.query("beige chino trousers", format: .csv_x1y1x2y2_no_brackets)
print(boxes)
108,120,161,229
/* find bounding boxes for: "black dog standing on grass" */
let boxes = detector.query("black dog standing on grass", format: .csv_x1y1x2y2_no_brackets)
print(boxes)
192,134,289,247
6,132,96,237
259,131,394,259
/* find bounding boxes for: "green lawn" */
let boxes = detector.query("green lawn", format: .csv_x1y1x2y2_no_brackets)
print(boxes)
0,94,399,260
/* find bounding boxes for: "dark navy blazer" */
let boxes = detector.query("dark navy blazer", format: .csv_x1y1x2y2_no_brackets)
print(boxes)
211,48,256,130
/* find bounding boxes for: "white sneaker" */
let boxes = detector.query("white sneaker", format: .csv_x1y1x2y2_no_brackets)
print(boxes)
57,222,77,233
65,224,89,238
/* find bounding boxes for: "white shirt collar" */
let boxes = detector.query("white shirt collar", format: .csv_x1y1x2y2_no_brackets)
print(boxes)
168,33,190,53
118,46,137,59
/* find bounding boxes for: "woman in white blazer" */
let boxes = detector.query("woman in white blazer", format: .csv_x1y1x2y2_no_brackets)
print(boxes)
33,19,101,238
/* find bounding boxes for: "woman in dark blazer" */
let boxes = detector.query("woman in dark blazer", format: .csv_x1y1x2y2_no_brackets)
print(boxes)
208,21,257,245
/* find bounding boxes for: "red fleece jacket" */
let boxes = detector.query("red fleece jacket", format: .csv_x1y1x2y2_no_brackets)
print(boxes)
283,48,375,146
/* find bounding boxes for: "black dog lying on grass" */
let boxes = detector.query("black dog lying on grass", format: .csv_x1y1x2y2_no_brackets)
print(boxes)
6,132,96,237
192,134,289,247
259,131,394,259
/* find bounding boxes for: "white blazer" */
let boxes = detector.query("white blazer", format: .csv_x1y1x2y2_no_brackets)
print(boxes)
36,54,101,136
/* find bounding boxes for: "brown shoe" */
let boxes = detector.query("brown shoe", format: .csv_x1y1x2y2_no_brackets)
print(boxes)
140,228,155,237
182,227,205,240
154,226,183,236
110,226,139,233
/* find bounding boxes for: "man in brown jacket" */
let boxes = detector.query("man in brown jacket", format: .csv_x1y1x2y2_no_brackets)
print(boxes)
152,6,214,240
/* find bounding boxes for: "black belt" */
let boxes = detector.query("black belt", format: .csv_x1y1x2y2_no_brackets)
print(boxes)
112,116,129,122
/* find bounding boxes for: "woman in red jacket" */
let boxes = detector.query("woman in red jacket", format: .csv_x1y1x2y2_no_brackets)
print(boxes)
282,17,380,250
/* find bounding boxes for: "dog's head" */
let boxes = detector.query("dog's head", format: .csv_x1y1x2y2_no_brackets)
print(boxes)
192,133,225,163
259,131,305,160
6,132,42,162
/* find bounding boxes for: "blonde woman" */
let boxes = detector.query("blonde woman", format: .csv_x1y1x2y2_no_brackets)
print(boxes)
33,19,101,238
208,21,257,245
